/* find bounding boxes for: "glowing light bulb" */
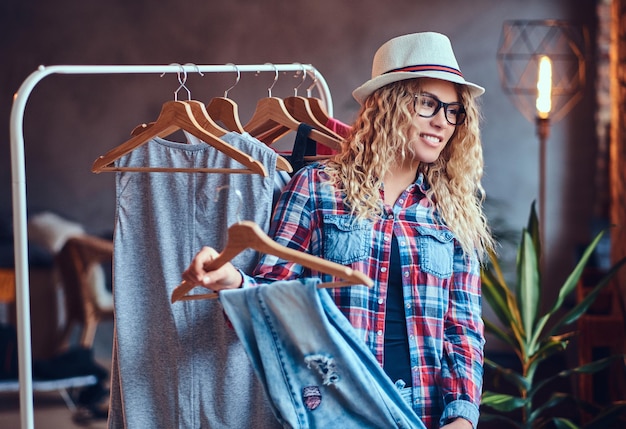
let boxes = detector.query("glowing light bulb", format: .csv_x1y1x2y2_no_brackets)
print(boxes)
536,55,552,119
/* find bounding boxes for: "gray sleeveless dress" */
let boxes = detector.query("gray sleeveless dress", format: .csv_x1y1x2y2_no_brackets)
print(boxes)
108,133,281,428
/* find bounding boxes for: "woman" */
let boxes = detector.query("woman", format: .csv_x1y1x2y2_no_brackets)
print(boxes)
183,32,495,429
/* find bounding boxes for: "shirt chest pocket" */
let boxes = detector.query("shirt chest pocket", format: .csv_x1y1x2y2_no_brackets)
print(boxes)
416,226,454,278
323,215,371,264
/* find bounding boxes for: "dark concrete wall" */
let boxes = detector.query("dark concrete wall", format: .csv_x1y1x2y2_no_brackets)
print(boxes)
1,1,601,349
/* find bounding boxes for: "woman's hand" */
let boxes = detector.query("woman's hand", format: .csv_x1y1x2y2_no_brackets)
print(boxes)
441,418,473,429
181,246,243,292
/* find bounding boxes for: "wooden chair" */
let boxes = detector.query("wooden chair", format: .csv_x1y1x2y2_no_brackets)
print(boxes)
0,257,102,412
54,235,114,350
0,267,15,304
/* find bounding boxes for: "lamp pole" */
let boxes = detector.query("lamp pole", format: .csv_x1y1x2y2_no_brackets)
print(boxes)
536,116,550,252
536,54,552,256
497,20,588,284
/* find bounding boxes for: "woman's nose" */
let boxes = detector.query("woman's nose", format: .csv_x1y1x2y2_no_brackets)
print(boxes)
430,108,447,127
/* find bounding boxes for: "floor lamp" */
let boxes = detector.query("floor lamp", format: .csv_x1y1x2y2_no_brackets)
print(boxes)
497,19,588,255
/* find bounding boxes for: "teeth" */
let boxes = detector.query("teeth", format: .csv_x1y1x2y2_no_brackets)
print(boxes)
421,134,440,143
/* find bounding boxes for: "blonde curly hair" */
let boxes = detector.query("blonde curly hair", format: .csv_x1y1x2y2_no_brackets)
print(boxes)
325,78,494,258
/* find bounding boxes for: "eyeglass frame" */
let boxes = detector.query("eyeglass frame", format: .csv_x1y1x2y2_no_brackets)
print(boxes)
413,93,466,126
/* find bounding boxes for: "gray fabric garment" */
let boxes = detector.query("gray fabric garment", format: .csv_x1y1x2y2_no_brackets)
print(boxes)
108,133,281,428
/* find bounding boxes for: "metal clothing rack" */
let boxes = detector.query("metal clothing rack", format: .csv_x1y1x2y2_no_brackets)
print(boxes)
9,63,334,429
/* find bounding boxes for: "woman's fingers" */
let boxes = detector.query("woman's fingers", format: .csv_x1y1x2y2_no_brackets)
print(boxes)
181,246,242,290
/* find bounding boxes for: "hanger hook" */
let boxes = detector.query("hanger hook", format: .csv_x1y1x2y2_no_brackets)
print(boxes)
184,62,204,77
293,63,307,97
306,68,318,98
172,63,189,101
215,186,243,224
159,63,189,101
183,63,204,101
224,63,240,99
176,64,192,101
160,63,191,101
264,62,279,98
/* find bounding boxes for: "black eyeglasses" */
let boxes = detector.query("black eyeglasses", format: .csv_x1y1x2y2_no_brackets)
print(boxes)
414,93,466,125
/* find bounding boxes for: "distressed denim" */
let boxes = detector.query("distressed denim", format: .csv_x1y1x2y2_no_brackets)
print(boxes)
219,279,426,429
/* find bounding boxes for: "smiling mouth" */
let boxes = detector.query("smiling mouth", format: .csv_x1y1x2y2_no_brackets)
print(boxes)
420,133,442,144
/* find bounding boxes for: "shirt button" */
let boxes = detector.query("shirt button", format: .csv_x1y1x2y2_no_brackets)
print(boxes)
405,303,411,309
403,271,409,277
399,241,406,247
383,235,390,242
378,298,384,305
381,267,387,273
398,198,404,204
387,215,394,220
377,330,383,336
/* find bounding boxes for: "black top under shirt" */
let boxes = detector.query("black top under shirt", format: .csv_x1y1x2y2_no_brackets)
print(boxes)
383,234,412,386
288,123,317,175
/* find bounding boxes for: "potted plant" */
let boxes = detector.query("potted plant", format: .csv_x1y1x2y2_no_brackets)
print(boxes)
480,202,626,428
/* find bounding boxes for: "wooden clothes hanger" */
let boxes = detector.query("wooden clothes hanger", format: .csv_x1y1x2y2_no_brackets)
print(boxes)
112,100,293,173
242,65,341,151
282,67,342,142
125,64,293,172
304,71,334,127
283,95,342,140
186,99,230,134
206,63,246,134
200,63,293,171
244,96,299,139
188,99,293,172
128,100,230,136
243,96,341,151
92,100,269,175
125,100,292,172
206,96,245,134
307,96,332,125
171,220,373,302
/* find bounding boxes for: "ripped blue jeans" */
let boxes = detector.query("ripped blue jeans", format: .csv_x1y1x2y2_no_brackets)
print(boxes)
219,279,426,429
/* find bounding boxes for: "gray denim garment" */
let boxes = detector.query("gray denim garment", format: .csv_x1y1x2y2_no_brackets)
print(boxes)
219,279,427,429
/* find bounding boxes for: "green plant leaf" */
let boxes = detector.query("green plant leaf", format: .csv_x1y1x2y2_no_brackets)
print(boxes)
482,252,526,354
547,230,604,315
481,391,526,412
483,318,518,349
527,201,541,263
530,356,620,395
528,392,570,423
550,256,626,334
584,401,626,429
506,297,526,356
485,246,507,286
484,358,530,391
527,311,551,355
525,336,569,385
528,392,569,423
482,266,514,328
529,230,607,348
552,418,579,429
479,412,523,429
564,355,621,375
517,230,540,354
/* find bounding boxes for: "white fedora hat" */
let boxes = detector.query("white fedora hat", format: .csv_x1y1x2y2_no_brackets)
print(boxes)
352,32,485,104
